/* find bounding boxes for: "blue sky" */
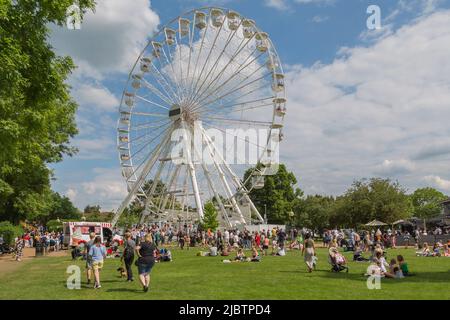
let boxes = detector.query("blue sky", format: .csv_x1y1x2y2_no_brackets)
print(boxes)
49,0,450,210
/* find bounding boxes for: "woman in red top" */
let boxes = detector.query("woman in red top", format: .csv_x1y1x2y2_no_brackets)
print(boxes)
255,232,261,248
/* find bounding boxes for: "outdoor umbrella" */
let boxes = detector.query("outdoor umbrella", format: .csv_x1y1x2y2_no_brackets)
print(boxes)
365,220,388,227
392,219,413,226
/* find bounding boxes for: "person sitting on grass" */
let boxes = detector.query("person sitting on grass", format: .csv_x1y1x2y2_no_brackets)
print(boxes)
365,258,383,278
389,258,404,278
443,244,450,257
375,250,389,274
370,256,395,279
432,243,441,257
289,232,303,250
209,245,218,257
234,248,246,262
353,247,370,261
251,247,261,262
220,246,230,257
397,255,412,276
416,242,431,256
159,248,172,262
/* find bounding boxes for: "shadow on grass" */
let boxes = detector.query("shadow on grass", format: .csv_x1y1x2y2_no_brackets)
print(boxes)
318,270,450,283
278,268,332,274
106,288,143,293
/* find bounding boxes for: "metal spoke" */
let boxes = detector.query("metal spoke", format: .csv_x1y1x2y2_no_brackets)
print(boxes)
138,82,173,108
192,69,271,113
186,16,233,106
200,99,274,117
188,10,211,98
189,37,260,108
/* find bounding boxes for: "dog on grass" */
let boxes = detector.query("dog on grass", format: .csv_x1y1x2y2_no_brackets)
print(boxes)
116,266,127,278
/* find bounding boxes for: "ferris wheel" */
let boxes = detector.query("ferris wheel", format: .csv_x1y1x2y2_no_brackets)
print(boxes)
111,7,287,227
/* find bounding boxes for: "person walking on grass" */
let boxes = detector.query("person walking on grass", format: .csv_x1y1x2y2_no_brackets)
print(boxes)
88,236,106,289
84,232,96,285
302,233,316,273
15,235,25,261
123,232,135,282
135,233,157,292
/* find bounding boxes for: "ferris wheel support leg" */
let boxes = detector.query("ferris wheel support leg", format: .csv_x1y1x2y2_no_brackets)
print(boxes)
181,121,204,221
202,130,246,225
140,141,174,224
180,165,189,213
202,127,265,224
158,165,181,213
112,129,173,227
193,144,232,228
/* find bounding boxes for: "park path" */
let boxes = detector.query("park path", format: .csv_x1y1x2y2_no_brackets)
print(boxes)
0,247,68,276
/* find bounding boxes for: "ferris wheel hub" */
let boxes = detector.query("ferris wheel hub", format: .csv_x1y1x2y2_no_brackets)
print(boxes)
169,104,182,121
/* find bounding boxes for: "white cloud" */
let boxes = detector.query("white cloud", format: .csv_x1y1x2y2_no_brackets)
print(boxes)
73,137,116,160
265,0,289,10
66,168,127,211
50,0,160,76
424,175,450,191
65,188,78,202
282,10,450,195
73,84,120,112
375,159,416,176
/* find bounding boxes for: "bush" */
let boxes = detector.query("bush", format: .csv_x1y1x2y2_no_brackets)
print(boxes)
0,221,24,245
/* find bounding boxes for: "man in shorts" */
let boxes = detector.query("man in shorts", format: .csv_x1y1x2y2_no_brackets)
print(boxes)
84,232,96,285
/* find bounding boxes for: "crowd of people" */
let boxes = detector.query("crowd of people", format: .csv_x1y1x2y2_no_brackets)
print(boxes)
4,220,449,291
2,224,65,262
321,226,450,251
75,222,450,289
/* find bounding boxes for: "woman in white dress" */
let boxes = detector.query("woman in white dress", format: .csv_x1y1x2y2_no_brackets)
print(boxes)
302,233,316,272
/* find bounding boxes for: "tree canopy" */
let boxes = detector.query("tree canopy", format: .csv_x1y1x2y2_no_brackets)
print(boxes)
244,164,301,224
410,187,447,220
0,0,95,223
330,178,413,227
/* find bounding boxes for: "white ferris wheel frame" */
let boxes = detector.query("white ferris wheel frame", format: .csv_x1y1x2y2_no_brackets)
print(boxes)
111,6,287,227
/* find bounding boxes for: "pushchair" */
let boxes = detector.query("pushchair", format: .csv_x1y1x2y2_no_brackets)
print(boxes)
328,248,349,273
0,243,13,255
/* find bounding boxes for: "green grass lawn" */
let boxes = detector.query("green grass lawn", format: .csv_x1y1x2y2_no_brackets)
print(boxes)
0,247,449,300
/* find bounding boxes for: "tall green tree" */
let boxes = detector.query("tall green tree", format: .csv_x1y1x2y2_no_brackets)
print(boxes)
200,201,219,231
410,187,447,232
45,191,80,223
293,195,335,231
244,164,301,224
0,0,95,224
331,178,412,227
84,205,101,214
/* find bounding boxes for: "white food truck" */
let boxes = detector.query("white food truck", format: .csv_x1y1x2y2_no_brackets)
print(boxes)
62,221,113,248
